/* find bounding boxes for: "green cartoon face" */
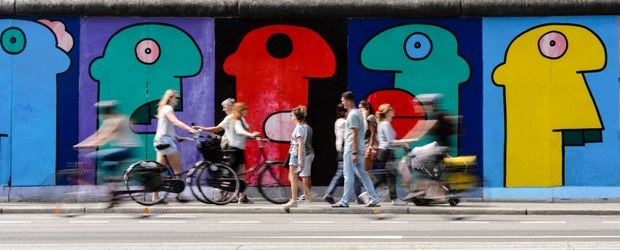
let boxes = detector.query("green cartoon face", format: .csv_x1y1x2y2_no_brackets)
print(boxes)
361,24,470,115
90,23,202,125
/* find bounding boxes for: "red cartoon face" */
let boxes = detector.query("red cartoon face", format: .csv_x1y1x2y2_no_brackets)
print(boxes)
224,24,336,181
367,89,425,139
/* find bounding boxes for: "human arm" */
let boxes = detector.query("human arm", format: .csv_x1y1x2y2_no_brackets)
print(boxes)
73,119,118,149
233,120,260,138
164,109,198,135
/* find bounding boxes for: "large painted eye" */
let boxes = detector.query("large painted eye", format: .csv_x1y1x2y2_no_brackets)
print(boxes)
404,33,432,60
135,39,160,64
538,31,567,59
1,27,26,55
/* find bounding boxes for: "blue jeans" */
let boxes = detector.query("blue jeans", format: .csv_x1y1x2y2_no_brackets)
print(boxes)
325,160,362,197
338,151,379,206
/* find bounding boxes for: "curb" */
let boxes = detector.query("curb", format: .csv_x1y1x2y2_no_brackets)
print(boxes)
2,204,620,216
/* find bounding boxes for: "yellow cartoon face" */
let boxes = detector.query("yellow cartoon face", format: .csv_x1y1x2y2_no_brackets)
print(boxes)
492,24,606,187
494,24,605,130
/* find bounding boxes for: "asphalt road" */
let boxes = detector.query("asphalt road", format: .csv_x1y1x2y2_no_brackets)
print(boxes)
1,213,620,249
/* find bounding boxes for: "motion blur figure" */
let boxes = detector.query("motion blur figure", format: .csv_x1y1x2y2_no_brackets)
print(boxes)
74,100,141,205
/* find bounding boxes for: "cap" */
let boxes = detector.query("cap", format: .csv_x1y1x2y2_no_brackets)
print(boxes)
416,93,442,105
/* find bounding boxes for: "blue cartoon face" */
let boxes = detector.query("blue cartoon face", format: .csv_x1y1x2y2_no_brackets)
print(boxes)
0,19,70,186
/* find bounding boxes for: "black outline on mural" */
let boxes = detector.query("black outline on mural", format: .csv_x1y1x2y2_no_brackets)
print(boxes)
0,19,72,186
0,27,26,55
357,22,473,154
261,110,293,143
88,21,205,183
491,22,607,187
134,38,161,65
403,32,433,61
538,30,569,60
89,21,204,135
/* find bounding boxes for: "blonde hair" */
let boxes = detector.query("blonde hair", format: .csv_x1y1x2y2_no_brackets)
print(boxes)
157,89,178,115
375,103,393,122
292,105,307,122
231,102,247,120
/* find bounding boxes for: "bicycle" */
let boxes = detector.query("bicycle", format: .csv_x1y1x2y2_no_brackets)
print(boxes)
122,131,240,206
188,129,241,205
233,137,291,204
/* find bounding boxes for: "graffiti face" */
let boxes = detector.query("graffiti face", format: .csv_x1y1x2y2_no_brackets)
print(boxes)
493,24,606,187
224,24,336,178
366,89,425,138
361,24,470,152
90,23,202,160
0,19,70,186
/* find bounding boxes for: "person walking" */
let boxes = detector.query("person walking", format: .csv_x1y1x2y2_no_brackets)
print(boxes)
228,102,261,204
331,91,380,208
193,98,235,149
283,106,315,208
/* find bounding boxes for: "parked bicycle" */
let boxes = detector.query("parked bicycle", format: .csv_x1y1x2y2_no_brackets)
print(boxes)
122,130,240,206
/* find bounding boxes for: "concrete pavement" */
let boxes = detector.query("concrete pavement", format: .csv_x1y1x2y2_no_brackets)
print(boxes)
3,201,620,216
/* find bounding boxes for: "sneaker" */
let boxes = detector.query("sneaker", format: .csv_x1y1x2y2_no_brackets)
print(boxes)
283,200,297,208
358,191,370,204
297,195,307,201
323,195,336,204
238,195,254,204
391,199,408,206
365,203,381,208
331,203,349,208
176,194,192,203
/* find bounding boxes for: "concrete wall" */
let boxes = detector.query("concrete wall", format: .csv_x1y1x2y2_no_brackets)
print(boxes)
0,2,619,200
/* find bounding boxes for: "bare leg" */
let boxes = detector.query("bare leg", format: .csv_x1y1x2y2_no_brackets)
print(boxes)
301,177,312,197
153,152,170,201
165,153,183,177
288,166,299,202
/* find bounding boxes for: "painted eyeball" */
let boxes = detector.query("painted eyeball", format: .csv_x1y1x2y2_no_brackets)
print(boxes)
404,33,432,60
1,27,26,55
135,39,160,64
538,31,567,59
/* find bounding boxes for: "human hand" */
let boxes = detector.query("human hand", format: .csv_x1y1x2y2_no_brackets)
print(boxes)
251,131,261,137
188,128,199,134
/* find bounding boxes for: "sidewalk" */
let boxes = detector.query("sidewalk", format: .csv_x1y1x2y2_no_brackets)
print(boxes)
2,201,620,216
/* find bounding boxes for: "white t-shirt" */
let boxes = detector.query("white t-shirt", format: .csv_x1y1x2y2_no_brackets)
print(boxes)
218,114,233,143
334,118,346,152
154,105,177,142
228,117,250,149
289,123,314,156
377,120,396,149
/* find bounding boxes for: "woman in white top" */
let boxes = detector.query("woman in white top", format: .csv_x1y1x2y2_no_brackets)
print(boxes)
194,98,235,149
283,106,315,208
153,89,198,179
374,103,410,205
228,102,260,203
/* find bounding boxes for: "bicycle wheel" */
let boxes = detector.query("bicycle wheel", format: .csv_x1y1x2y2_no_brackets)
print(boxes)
186,161,211,204
196,162,240,205
257,163,291,204
124,161,172,206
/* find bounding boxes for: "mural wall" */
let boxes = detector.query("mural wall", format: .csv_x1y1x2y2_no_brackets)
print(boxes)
0,16,618,199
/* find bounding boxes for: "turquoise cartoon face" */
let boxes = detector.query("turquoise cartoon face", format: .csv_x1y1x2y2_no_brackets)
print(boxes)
90,23,202,161
0,19,70,186
361,24,470,151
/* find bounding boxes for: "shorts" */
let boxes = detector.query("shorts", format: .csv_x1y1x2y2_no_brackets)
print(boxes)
290,154,314,177
153,136,178,156
228,147,245,172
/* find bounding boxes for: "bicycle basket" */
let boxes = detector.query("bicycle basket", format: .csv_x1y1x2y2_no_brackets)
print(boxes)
197,136,223,162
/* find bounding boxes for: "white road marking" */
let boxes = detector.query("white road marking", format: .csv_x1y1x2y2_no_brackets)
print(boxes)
520,221,566,224
293,221,334,224
218,220,262,224
448,221,489,224
156,214,197,219
0,221,31,224
601,221,620,224
243,236,404,239
370,221,408,224
139,220,187,224
69,220,110,224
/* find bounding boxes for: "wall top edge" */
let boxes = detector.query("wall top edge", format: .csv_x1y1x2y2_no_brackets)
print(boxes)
1,0,620,17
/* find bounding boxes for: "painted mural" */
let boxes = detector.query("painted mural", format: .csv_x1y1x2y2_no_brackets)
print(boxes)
483,17,620,192
80,18,214,183
215,19,347,185
0,16,618,200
